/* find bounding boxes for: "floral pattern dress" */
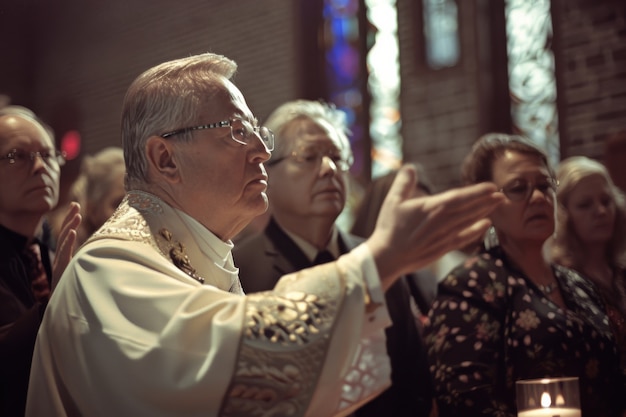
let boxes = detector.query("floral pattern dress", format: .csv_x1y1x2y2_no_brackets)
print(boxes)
423,246,626,417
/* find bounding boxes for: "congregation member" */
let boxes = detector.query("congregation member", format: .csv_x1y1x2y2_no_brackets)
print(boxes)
0,105,80,416
423,133,626,417
551,156,626,375
234,99,434,417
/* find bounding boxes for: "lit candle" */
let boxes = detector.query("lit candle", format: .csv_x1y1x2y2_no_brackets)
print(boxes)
518,408,581,417
518,389,581,417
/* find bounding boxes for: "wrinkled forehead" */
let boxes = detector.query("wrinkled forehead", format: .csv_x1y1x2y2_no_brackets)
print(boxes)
197,77,255,123
0,115,54,150
280,117,346,152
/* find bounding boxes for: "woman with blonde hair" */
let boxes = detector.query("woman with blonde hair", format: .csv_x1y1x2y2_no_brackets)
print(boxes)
551,156,626,374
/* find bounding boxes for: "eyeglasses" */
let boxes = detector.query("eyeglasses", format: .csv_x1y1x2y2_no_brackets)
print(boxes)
499,177,558,202
160,119,274,151
267,145,353,171
0,149,66,168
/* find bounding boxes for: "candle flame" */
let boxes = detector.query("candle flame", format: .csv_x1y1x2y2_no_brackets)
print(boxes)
541,392,552,408
555,394,565,406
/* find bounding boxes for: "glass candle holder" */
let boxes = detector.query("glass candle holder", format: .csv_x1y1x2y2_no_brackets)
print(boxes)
516,377,581,417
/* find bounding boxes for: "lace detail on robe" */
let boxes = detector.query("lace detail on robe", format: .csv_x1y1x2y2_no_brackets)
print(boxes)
87,193,158,249
220,263,391,417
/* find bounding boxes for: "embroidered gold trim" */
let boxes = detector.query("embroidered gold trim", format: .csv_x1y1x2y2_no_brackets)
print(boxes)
158,228,205,284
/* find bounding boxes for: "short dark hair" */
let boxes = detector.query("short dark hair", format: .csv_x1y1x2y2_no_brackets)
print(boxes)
461,132,553,185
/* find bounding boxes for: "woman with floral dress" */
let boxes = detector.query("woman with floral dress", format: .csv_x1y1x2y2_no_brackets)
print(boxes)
551,156,626,377
423,133,626,417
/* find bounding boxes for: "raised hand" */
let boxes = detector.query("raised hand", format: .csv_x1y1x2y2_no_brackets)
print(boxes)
51,202,82,290
367,164,504,288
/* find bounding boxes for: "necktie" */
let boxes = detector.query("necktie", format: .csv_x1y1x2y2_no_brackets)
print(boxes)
23,242,51,303
313,249,335,266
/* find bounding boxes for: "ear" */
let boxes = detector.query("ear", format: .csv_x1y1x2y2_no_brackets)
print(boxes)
145,136,181,184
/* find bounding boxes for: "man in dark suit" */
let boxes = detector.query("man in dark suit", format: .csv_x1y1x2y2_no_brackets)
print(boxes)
234,99,434,417
0,105,80,416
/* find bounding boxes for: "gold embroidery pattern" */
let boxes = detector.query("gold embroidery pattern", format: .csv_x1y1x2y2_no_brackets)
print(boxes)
86,193,202,284
87,197,155,248
158,229,205,284
220,266,343,417
245,291,332,346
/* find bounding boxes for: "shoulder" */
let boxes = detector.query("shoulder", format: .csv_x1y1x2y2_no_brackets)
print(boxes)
233,232,268,256
553,264,606,307
436,250,511,305
444,251,509,285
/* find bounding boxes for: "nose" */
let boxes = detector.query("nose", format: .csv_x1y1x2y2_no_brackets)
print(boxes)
528,185,553,203
30,152,47,171
594,201,608,215
319,155,339,177
248,137,271,163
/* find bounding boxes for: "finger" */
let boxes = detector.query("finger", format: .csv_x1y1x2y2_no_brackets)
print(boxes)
385,164,418,205
418,184,503,227
57,203,82,243
405,218,491,271
408,200,494,251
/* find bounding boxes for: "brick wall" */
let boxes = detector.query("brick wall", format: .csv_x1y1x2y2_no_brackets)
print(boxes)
552,0,626,162
396,0,626,190
0,0,302,183
1,0,624,193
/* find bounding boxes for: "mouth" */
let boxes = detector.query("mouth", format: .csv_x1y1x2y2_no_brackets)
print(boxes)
28,183,52,193
525,213,551,223
247,176,268,188
316,187,341,195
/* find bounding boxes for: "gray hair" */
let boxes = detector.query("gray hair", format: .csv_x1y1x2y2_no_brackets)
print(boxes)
264,99,353,163
0,105,55,143
74,147,126,205
121,53,237,189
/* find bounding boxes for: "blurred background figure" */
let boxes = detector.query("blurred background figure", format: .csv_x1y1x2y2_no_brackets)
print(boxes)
0,105,80,416
423,133,626,417
551,156,626,375
49,146,125,251
71,147,125,247
234,99,434,417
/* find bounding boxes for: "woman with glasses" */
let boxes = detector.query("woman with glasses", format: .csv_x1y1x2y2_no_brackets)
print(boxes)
551,156,626,379
423,133,626,417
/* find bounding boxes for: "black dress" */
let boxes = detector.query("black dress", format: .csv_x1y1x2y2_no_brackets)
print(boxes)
423,246,626,417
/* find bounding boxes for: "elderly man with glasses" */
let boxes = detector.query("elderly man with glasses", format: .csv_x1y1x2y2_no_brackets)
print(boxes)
27,53,503,417
0,105,80,416
234,99,435,417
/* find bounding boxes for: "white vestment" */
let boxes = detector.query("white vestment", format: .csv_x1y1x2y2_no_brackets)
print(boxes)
26,191,392,417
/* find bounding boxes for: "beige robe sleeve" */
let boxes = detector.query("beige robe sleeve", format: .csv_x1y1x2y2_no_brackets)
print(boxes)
27,240,391,417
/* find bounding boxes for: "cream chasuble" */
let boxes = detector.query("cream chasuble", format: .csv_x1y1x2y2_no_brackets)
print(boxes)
26,191,392,417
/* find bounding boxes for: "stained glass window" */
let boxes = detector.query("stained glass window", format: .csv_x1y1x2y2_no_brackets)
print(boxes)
505,0,560,165
423,0,460,69
365,0,403,178
323,0,365,177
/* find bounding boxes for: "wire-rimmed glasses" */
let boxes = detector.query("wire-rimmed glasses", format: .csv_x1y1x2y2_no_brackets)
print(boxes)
267,144,353,172
0,149,66,168
160,118,274,151
499,177,558,202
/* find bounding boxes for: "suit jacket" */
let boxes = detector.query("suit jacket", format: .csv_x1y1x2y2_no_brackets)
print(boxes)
0,225,51,417
234,217,434,417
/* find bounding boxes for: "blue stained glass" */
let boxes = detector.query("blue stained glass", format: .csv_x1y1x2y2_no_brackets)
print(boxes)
326,43,359,87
